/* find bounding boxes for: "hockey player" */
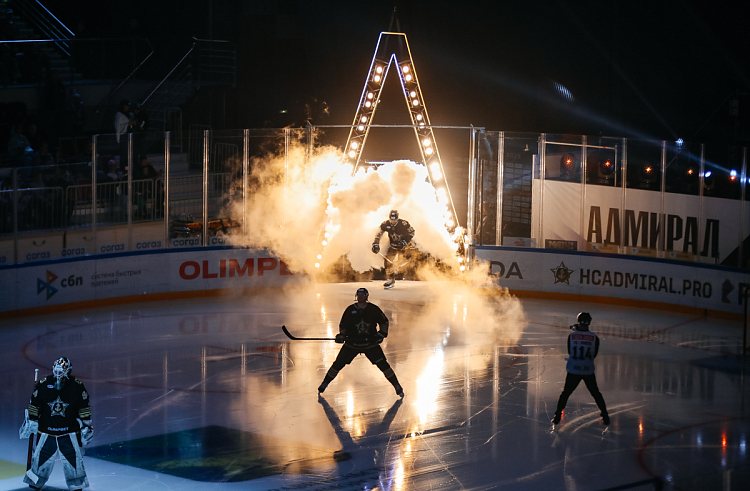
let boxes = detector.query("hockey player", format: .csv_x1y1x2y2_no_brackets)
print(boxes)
318,287,404,397
19,357,93,490
552,312,610,426
372,209,415,288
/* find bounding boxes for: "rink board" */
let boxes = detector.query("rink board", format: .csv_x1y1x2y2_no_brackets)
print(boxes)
476,246,750,315
0,247,307,314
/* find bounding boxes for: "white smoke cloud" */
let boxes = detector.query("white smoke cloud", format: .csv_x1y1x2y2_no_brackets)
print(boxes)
322,159,459,273
227,143,459,275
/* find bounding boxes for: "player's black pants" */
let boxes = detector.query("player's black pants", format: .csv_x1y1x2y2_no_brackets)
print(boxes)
321,344,401,389
384,246,410,279
555,372,608,417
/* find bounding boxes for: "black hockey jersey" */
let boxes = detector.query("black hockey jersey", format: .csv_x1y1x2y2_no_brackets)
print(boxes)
28,375,91,435
375,219,415,250
339,302,389,348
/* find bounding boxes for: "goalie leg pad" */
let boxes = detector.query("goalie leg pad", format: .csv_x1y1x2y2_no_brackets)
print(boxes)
24,433,53,489
60,433,88,489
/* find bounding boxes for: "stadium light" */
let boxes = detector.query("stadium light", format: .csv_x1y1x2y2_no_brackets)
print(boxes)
341,31,459,232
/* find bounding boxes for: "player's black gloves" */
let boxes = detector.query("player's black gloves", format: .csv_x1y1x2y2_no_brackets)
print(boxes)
335,333,345,344
372,243,380,254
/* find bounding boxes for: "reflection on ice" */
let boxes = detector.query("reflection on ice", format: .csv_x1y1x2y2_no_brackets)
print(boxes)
0,282,748,491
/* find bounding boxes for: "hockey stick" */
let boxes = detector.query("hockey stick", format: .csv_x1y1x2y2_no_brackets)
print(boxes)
26,368,38,472
281,325,336,341
377,251,394,264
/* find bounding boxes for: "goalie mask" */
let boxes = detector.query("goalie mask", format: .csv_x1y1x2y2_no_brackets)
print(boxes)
355,287,369,301
52,357,72,382
389,210,399,221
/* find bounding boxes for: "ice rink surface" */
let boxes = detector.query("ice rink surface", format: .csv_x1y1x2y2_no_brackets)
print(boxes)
1,280,748,491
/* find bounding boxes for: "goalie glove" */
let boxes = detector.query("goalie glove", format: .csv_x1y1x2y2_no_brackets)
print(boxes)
335,333,345,344
371,243,380,254
19,409,38,439
78,418,94,446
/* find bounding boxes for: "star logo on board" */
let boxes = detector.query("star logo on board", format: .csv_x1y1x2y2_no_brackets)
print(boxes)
721,279,734,303
356,318,369,335
37,270,58,300
550,262,574,285
48,396,69,417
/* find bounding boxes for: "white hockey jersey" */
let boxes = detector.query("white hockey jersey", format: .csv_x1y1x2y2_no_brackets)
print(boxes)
565,330,600,375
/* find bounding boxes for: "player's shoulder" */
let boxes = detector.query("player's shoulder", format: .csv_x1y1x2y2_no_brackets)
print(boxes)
399,219,411,226
380,220,391,227
39,375,54,386
367,302,384,312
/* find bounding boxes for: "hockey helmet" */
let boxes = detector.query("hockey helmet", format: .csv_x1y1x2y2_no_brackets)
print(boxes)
355,287,369,300
389,210,399,220
577,312,592,326
52,357,72,381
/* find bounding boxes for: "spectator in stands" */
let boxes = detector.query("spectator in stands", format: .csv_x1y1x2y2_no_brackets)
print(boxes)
135,155,162,219
115,100,135,171
134,155,160,180
7,122,29,157
24,120,41,152
51,146,66,166
46,165,72,189
32,141,54,167
105,160,121,182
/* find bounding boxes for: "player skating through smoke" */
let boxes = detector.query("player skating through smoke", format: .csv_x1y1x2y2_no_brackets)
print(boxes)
372,210,415,288
552,312,610,426
318,287,404,396
20,357,93,490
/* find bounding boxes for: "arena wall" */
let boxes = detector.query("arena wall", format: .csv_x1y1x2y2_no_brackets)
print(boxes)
0,247,308,317
476,246,750,317
2,245,748,318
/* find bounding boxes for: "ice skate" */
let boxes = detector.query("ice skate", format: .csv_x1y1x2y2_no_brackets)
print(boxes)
384,278,395,289
551,413,561,425
318,381,328,394
601,413,610,426
394,384,404,398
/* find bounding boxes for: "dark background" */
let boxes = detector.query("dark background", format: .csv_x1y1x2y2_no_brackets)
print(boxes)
43,0,750,144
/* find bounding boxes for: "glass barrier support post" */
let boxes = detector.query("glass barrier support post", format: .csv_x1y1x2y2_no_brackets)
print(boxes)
164,131,171,248
202,129,209,247
467,127,477,263
284,128,290,230
699,144,705,261
739,147,747,268
579,135,587,252
659,140,667,256
620,138,627,254
243,129,249,241
496,131,504,246
12,168,18,264
539,133,546,248
127,133,133,250
91,135,97,252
